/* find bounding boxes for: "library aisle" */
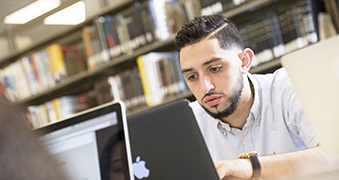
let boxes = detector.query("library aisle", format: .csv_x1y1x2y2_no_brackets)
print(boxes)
0,0,338,129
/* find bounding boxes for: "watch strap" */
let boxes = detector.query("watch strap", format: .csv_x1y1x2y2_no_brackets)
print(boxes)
249,154,261,179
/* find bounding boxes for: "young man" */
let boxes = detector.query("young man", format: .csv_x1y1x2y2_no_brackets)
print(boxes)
174,14,327,179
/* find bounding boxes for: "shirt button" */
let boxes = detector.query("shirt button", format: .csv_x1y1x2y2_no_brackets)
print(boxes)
242,140,246,145
222,124,226,129
255,119,259,123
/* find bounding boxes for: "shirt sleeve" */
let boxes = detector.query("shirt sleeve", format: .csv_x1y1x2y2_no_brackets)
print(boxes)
287,85,319,148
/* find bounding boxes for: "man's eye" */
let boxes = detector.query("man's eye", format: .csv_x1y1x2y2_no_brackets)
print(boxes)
210,66,221,72
187,74,197,81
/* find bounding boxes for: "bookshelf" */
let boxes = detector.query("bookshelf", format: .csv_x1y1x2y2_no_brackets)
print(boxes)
13,37,176,106
0,0,338,129
0,0,135,67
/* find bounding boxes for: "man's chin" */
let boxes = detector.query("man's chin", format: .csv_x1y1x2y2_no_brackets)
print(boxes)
200,103,236,119
201,105,223,119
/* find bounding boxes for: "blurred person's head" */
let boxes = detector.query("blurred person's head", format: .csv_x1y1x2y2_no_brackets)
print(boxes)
0,100,65,179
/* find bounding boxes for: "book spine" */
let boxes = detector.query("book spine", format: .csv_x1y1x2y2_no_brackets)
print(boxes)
140,1,156,44
62,45,86,77
16,60,32,99
136,55,150,106
95,16,111,63
267,12,286,59
134,66,147,108
47,44,67,82
21,56,40,95
82,26,95,66
149,0,170,41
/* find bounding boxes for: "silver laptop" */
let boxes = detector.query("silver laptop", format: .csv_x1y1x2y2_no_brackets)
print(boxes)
33,101,134,180
281,35,339,156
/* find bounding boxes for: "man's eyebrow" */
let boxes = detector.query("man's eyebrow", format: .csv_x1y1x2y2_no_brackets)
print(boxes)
181,58,222,74
202,58,221,66
181,68,194,74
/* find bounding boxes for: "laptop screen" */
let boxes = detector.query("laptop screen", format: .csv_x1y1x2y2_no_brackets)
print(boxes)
33,101,133,180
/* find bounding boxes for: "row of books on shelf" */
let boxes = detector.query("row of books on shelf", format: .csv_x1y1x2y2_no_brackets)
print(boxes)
25,93,94,129
92,51,189,111
0,44,86,102
238,0,320,66
199,0,251,16
25,51,189,129
83,0,177,70
0,0,184,102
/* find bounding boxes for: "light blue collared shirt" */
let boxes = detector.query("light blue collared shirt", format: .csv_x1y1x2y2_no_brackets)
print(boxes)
189,68,319,160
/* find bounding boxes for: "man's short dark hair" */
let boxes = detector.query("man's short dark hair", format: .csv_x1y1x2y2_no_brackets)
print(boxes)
174,14,244,52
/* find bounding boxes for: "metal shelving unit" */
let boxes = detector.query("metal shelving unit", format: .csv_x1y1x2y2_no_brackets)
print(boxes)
3,0,338,117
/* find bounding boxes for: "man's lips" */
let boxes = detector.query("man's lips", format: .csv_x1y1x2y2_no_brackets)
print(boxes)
204,96,222,107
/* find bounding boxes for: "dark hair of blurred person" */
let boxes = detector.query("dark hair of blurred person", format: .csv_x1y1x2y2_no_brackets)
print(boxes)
0,99,66,179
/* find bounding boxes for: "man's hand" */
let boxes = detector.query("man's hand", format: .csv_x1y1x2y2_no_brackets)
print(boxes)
214,159,252,180
214,146,328,180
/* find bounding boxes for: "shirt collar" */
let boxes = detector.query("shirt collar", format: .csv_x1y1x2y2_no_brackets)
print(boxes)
214,72,262,134
246,72,262,124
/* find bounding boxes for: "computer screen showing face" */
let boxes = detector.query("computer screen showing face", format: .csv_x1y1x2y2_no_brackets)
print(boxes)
35,102,133,180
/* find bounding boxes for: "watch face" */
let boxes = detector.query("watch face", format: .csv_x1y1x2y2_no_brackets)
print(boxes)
238,152,258,159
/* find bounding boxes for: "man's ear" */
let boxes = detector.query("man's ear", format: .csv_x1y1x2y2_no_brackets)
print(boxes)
238,48,254,74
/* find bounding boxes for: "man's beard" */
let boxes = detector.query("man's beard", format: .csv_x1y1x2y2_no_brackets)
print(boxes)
201,71,244,119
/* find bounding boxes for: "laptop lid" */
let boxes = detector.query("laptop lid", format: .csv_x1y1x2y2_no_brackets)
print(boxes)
281,35,339,156
33,101,134,180
127,99,219,180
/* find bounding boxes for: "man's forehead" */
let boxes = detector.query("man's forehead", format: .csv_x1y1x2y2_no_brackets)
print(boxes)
179,39,220,58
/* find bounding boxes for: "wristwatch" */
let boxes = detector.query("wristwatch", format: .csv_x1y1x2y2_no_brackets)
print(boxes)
238,151,261,179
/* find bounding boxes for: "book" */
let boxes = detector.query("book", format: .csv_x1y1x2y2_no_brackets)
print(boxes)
114,13,131,55
58,96,78,120
132,2,147,47
27,106,41,129
139,1,157,44
82,26,94,60
136,52,189,106
21,56,40,95
101,15,121,59
15,60,32,99
297,0,319,44
121,6,141,51
40,49,56,89
46,101,57,124
148,0,170,41
266,12,286,59
164,1,186,35
181,0,199,21
62,45,86,77
82,25,105,70
47,44,67,82
136,55,152,106
95,16,111,62
32,52,46,92
133,66,147,109
51,98,61,121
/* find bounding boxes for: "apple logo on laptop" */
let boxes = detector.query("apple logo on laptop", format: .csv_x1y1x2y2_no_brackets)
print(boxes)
132,156,150,179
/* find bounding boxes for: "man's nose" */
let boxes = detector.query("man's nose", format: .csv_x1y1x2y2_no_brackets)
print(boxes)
200,74,215,94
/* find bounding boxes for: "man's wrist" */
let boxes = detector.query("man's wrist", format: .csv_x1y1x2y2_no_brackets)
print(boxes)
239,152,261,179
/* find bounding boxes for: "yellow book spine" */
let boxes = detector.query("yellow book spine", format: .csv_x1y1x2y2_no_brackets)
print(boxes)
51,99,60,121
136,56,151,106
47,44,67,82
